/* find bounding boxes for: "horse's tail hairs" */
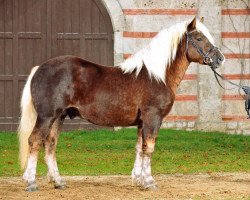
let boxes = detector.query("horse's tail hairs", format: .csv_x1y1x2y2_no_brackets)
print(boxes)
18,66,39,170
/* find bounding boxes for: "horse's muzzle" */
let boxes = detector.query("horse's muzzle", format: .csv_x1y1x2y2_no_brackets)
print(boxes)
209,49,225,69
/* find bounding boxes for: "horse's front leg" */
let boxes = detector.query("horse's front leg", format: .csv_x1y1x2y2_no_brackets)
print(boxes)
132,125,143,186
141,123,160,190
132,114,161,190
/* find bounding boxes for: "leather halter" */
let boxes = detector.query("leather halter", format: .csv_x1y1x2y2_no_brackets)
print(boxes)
185,30,218,66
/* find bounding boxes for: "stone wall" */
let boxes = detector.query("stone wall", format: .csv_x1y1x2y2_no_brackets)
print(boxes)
102,0,250,135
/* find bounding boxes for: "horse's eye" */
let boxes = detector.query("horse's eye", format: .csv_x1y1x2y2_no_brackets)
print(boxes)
197,38,202,41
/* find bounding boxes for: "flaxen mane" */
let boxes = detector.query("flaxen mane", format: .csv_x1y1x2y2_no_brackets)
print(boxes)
120,19,214,83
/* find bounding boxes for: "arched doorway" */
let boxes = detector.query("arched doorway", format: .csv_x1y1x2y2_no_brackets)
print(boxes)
0,0,114,131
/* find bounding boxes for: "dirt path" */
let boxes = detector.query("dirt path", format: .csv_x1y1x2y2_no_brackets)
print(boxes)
0,173,250,200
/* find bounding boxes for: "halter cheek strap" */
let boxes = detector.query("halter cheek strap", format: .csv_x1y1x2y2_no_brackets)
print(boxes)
185,31,218,65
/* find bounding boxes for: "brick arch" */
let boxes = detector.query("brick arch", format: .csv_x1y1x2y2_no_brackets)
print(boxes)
101,0,128,65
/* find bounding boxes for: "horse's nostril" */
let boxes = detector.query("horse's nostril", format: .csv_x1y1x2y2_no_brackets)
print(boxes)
218,57,223,63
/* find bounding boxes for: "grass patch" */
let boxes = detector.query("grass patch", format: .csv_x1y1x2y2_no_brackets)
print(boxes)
0,129,249,176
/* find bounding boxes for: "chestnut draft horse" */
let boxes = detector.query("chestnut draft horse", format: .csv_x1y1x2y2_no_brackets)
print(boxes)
18,17,225,191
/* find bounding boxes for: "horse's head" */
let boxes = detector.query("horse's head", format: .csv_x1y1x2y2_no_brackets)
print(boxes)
185,17,225,69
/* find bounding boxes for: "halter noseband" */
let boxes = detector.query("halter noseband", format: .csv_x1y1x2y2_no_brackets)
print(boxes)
185,31,218,66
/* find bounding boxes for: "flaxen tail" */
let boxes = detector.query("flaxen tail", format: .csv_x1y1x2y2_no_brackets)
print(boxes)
18,66,39,170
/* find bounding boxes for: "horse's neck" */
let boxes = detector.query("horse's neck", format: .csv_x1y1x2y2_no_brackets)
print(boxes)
166,38,190,94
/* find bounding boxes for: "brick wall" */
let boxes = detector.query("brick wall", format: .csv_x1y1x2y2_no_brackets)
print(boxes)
102,0,250,135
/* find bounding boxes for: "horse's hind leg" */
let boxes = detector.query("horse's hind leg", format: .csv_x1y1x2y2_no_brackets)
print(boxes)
23,116,55,191
44,115,66,189
23,132,41,191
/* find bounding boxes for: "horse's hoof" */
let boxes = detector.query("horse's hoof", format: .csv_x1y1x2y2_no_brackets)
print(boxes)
146,184,158,191
141,182,158,191
26,183,39,192
132,177,143,187
54,182,66,189
133,181,143,187
47,174,54,183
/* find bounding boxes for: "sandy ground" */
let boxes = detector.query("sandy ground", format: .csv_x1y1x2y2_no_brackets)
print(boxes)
0,173,250,200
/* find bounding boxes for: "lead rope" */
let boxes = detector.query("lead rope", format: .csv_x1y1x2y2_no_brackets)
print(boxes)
211,68,242,89
211,68,250,118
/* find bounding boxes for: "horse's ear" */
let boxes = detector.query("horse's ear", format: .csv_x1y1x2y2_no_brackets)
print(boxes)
200,17,204,23
187,17,196,32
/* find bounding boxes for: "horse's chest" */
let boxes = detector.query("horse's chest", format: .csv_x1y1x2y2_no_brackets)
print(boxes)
153,91,175,117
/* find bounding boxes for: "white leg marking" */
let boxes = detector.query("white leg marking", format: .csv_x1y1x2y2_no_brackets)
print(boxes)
45,154,63,185
132,138,143,186
23,154,37,184
141,154,155,187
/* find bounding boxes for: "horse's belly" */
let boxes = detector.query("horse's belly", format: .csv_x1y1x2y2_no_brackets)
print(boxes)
79,105,139,127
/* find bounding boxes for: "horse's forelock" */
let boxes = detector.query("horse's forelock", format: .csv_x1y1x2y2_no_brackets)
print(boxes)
196,21,215,45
